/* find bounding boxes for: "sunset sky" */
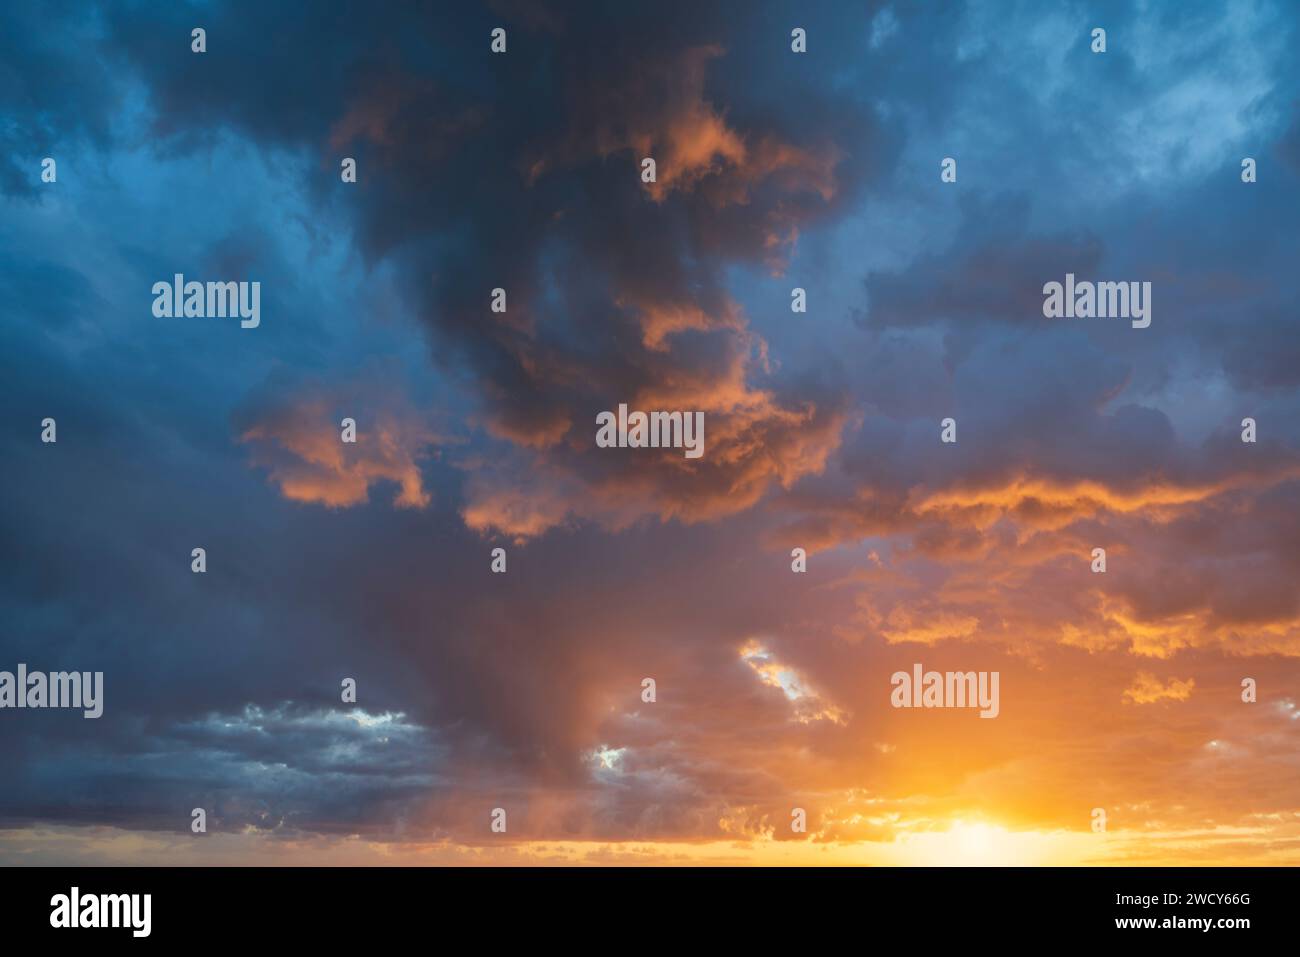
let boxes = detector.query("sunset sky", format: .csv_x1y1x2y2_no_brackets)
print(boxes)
2,0,1299,866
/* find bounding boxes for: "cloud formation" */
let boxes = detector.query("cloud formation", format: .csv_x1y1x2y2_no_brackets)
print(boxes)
1,0,1298,866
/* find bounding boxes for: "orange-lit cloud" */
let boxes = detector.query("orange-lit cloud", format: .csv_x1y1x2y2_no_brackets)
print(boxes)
1122,672,1196,704
239,393,438,509
580,45,840,211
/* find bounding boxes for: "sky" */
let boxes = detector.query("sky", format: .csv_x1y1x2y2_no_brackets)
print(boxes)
1,0,1298,866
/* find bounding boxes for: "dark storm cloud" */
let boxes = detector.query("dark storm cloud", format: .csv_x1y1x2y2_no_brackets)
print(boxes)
88,0,893,529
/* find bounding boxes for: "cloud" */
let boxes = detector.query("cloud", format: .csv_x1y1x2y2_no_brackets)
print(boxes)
1122,672,1196,705
236,382,440,509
